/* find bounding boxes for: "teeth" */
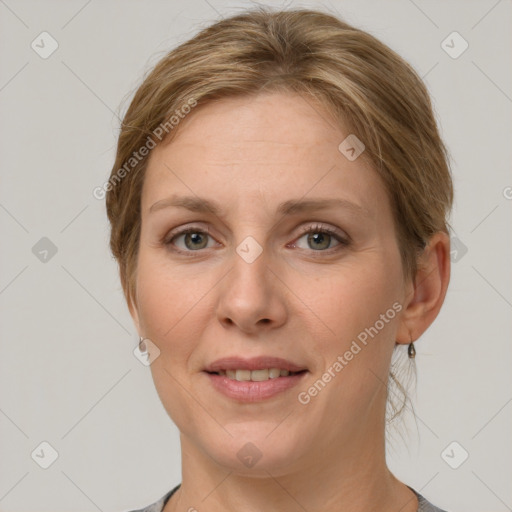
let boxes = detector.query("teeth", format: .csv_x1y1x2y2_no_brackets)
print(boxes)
269,368,281,379
218,368,298,381
236,369,251,381
250,369,269,381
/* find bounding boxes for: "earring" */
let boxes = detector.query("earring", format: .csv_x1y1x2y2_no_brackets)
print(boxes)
408,341,416,359
139,336,147,353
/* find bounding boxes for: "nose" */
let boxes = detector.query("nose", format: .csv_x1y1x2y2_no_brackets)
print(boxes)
215,248,288,334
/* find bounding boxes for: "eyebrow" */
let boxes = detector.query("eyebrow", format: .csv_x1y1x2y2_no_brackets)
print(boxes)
149,195,369,217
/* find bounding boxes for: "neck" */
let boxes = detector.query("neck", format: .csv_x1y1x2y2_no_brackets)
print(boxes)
164,418,418,512
165,441,418,512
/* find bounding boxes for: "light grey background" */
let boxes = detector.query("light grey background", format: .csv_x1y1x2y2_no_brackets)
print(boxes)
0,0,510,511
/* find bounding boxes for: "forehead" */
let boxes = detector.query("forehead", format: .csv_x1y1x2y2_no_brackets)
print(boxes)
158,92,345,156
141,91,388,219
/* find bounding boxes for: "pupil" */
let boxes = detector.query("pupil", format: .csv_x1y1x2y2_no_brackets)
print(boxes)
183,232,332,251
308,232,330,250
186,232,206,250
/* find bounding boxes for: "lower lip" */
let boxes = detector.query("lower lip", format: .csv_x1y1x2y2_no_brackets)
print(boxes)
205,372,307,402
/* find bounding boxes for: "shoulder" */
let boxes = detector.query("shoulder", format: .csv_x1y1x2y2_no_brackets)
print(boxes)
124,484,180,512
409,486,450,512
125,484,449,512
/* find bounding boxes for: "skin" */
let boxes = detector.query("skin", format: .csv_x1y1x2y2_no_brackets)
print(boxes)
128,91,450,512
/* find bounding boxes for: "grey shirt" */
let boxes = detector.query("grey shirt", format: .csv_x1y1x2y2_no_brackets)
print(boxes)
126,484,449,512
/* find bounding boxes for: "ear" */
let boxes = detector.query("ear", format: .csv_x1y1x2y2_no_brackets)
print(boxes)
396,231,451,344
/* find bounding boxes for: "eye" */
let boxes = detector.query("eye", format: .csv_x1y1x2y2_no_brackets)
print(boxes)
293,224,348,251
163,223,349,254
165,227,218,252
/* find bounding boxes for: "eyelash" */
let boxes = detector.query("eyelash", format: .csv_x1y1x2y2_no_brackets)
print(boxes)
163,223,350,256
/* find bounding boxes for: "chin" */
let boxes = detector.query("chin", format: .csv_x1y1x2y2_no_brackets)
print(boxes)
198,422,307,476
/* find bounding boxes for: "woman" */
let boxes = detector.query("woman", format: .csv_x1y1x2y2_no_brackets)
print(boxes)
107,8,453,512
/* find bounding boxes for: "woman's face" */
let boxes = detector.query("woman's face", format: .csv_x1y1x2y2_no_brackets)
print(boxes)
131,91,413,474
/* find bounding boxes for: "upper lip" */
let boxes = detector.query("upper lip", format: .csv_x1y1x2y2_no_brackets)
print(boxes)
204,356,307,373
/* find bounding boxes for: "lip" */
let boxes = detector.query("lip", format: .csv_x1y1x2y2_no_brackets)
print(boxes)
204,356,307,373
203,356,308,403
205,372,307,402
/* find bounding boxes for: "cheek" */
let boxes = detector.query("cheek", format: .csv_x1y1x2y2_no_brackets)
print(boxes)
300,261,401,343
134,254,211,426
136,261,176,339
295,261,403,404
134,251,216,360
135,252,183,341
298,260,403,408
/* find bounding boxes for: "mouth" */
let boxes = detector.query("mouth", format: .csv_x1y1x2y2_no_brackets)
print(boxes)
206,368,307,381
203,356,308,402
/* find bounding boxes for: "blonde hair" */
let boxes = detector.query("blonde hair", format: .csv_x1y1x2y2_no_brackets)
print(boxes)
106,7,453,423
